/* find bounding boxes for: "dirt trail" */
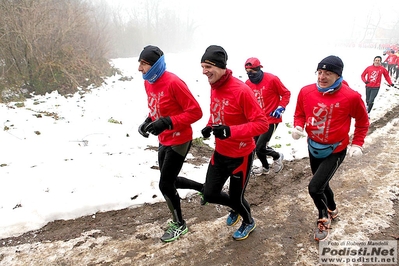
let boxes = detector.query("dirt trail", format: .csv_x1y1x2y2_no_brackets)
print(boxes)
0,106,399,266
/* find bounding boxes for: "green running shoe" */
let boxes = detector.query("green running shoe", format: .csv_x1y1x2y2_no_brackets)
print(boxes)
160,221,188,242
198,192,208,205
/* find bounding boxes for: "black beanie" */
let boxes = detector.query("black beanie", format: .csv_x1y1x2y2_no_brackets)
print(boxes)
138,45,164,66
201,45,228,69
317,55,344,76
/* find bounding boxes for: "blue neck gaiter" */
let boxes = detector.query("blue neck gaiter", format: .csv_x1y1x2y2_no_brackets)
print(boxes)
317,76,343,93
247,70,264,84
143,55,166,84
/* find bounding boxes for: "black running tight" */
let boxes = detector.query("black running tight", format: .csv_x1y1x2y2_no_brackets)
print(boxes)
203,151,254,224
365,87,380,113
308,149,346,219
254,123,280,169
158,141,203,224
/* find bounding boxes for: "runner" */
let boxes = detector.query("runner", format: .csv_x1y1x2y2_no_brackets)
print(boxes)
138,45,204,242
292,55,369,241
361,56,394,115
200,45,269,240
244,57,291,175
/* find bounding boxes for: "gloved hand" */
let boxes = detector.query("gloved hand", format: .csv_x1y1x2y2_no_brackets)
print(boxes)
270,106,285,119
348,144,363,157
144,117,172,136
291,126,305,140
212,125,231,139
388,83,394,87
365,81,370,84
138,117,152,138
201,126,212,139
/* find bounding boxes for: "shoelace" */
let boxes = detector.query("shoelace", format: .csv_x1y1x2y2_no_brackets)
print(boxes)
317,219,331,231
237,223,246,233
166,222,179,233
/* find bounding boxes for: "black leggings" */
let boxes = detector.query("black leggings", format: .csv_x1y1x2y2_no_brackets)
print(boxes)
308,149,346,219
388,64,396,76
158,141,203,224
365,87,380,113
254,123,280,169
203,151,254,224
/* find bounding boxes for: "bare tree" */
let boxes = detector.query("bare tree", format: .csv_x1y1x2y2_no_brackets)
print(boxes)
0,0,113,101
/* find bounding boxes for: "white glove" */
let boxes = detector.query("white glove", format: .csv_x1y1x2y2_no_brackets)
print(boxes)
292,126,305,140
348,144,363,157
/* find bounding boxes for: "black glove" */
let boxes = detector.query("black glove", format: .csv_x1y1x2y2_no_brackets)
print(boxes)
144,117,172,136
212,125,231,139
201,126,212,138
138,117,152,138
365,81,370,84
389,84,394,87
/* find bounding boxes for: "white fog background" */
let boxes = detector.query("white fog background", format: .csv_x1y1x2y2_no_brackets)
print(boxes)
1,0,399,240
108,0,398,53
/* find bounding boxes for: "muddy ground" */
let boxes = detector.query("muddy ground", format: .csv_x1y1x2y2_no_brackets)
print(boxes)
0,104,399,266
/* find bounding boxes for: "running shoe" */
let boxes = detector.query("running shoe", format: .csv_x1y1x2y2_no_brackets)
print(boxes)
328,208,339,220
252,166,270,176
160,221,188,242
226,210,240,226
198,192,208,205
232,219,256,240
314,217,331,241
273,153,284,173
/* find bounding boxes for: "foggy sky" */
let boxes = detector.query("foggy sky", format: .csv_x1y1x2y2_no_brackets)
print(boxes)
108,0,398,55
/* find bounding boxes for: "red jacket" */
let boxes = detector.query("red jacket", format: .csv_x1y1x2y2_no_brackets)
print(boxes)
361,65,392,88
207,69,269,157
245,72,291,124
294,83,369,152
144,71,203,146
384,54,398,64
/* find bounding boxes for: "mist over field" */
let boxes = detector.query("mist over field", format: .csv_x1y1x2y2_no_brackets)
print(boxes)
105,0,399,57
